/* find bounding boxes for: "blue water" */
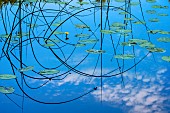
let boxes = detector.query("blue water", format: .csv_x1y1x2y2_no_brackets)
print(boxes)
0,0,170,113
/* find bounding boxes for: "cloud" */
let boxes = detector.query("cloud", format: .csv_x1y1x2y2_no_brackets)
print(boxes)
26,66,169,113
157,68,167,75
91,67,169,113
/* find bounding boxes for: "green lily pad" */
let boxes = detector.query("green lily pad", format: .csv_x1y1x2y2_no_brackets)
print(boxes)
146,10,156,14
146,0,156,3
147,47,165,53
86,49,105,54
76,1,89,5
53,31,65,35
44,39,60,43
124,18,134,21
157,13,168,16
133,21,146,24
149,18,159,22
159,31,170,35
0,74,16,80
162,56,170,62
119,12,128,15
19,66,34,72
78,39,98,44
115,29,132,33
129,39,148,44
139,42,155,48
120,42,137,46
0,86,15,94
114,54,135,59
147,30,161,34
152,5,168,9
130,2,140,6
39,69,60,75
75,24,89,29
157,37,170,43
100,30,116,34
43,43,55,47
115,0,126,2
75,34,90,38
74,43,86,47
111,22,126,27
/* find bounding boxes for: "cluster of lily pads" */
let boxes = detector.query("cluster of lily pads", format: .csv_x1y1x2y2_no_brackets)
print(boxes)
0,74,16,94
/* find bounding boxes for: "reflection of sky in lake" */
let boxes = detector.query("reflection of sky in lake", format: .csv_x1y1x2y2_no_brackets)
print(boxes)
0,0,170,113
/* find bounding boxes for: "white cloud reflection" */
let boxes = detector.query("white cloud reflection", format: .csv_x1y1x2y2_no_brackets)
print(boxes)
92,67,169,113
28,66,170,113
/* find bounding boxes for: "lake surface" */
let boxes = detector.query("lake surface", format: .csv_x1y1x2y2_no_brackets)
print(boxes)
0,0,170,113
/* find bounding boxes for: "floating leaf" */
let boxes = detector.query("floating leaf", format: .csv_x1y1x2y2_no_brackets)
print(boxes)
130,2,140,6
19,66,34,72
157,13,168,16
39,69,60,75
114,54,135,59
75,34,90,38
0,74,16,80
146,10,156,14
74,43,86,47
159,31,170,35
111,22,126,27
147,47,165,53
149,18,159,22
78,39,98,44
146,0,156,3
119,12,128,15
53,31,65,35
152,5,168,9
115,29,132,33
100,30,116,34
76,1,89,5
0,86,14,94
115,0,126,2
44,39,60,43
129,39,148,44
162,56,170,62
120,42,137,46
147,30,160,34
124,18,134,21
75,24,89,29
43,43,55,47
86,49,105,54
139,42,155,48
157,37,170,43
133,21,146,24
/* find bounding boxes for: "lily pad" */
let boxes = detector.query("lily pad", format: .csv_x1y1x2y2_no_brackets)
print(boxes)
157,37,170,43
162,56,170,62
78,39,98,43
0,86,14,94
43,43,55,47
149,18,159,22
139,42,155,48
53,31,65,35
75,34,90,38
75,24,89,29
86,49,105,54
114,54,135,59
18,66,34,72
0,74,16,80
147,47,165,53
146,10,156,14
111,22,126,27
100,30,116,34
39,69,60,75
74,43,86,47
